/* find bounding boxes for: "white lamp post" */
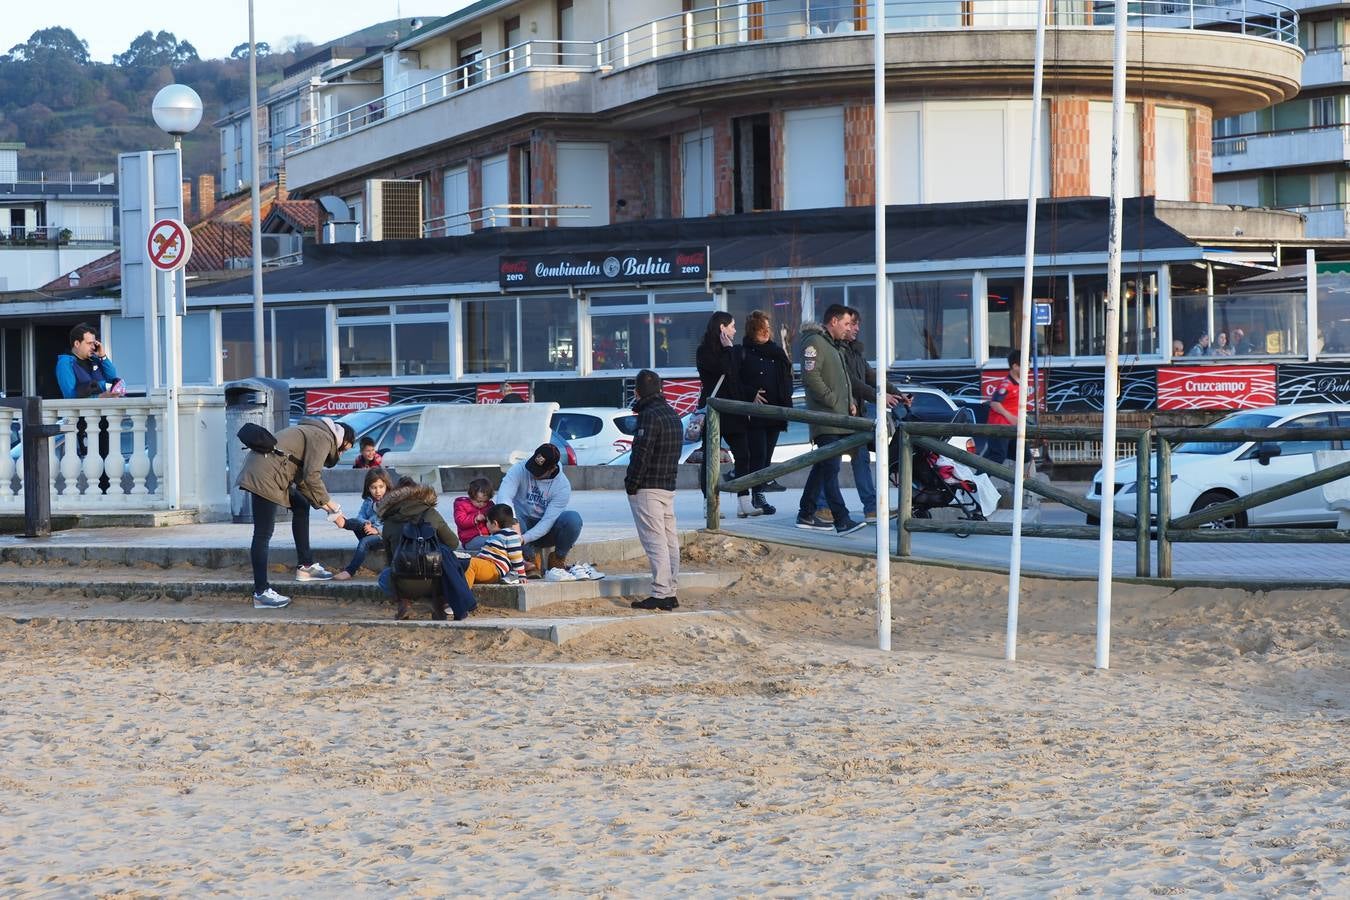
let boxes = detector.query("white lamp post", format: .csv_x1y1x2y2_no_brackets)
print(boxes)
151,83,202,510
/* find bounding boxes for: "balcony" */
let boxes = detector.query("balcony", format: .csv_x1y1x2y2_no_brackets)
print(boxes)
0,225,118,248
0,171,117,197
284,0,1302,193
1288,204,1350,238
1301,45,1350,88
1213,124,1350,174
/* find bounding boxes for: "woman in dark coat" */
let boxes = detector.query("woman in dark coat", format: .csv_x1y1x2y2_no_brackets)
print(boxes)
739,309,793,514
695,311,756,516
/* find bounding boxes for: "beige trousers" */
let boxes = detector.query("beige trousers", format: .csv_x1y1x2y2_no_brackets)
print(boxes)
628,489,679,599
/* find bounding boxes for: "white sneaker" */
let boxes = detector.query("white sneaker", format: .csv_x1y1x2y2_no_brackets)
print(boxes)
296,563,334,581
252,587,291,609
544,567,577,582
568,562,605,581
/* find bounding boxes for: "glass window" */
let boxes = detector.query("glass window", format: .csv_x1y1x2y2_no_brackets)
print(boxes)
1268,412,1334,457
590,293,647,309
592,314,650,371
1172,292,1306,358
274,307,327,379
520,296,577,371
340,324,392,378
1317,267,1350,354
1073,273,1158,357
894,279,973,361
463,299,516,373
653,311,705,368
182,312,213,384
553,413,602,440
726,285,802,355
338,305,389,318
396,302,448,315
985,276,1070,360
221,309,273,382
395,322,449,376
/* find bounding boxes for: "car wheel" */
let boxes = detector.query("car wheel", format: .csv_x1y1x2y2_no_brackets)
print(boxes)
1191,490,1246,530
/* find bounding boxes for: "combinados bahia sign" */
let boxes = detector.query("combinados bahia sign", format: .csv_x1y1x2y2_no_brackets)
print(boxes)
499,247,710,288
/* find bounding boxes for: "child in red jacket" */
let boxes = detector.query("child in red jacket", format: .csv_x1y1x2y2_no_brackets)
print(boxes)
453,477,494,552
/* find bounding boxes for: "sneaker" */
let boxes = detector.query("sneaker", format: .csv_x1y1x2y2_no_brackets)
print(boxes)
252,587,291,609
502,574,522,586
544,567,578,582
795,513,834,531
815,508,835,524
864,511,878,524
761,479,788,493
631,596,679,611
295,563,334,581
568,562,605,581
835,519,866,536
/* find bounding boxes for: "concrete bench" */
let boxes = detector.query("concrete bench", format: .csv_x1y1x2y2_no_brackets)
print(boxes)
1314,449,1350,529
381,401,558,485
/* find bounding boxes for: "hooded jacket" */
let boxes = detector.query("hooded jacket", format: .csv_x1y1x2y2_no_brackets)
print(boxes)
236,417,341,509
377,482,459,555
841,338,903,406
797,321,851,440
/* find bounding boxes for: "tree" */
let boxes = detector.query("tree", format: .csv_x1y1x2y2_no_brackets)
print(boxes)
114,31,200,68
229,41,271,60
6,27,90,65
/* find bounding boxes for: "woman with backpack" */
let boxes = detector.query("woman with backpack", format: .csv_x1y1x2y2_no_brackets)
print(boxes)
376,477,475,621
237,416,355,610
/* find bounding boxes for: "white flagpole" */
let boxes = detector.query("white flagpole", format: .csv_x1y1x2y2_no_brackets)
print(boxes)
1095,0,1129,670
873,0,892,652
1006,0,1048,662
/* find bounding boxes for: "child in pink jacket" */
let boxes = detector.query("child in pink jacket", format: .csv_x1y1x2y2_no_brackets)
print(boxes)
453,477,494,552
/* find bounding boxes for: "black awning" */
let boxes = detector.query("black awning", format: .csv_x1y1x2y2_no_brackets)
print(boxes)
190,196,1197,299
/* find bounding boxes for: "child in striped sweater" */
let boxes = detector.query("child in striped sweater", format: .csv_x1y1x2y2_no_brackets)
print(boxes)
463,503,526,587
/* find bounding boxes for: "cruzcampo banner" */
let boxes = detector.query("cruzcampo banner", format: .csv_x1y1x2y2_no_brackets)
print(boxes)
499,247,710,288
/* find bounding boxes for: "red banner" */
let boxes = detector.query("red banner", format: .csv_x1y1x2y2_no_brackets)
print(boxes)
306,387,389,416
1156,365,1276,410
477,382,530,404
662,379,702,416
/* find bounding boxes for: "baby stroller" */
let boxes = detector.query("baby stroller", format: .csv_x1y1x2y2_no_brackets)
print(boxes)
888,405,996,522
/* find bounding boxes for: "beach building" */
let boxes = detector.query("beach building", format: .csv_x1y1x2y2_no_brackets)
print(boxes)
12,1,1350,421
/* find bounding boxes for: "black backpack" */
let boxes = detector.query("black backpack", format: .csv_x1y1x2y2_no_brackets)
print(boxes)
237,422,302,466
392,511,444,580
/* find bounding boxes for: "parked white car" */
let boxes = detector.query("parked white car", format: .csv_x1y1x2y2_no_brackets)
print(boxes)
551,407,639,465
1086,403,1350,527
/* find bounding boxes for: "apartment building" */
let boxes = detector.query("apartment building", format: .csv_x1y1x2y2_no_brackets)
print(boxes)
167,0,1350,415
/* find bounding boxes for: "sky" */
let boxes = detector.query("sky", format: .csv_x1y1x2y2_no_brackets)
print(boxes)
4,1,476,64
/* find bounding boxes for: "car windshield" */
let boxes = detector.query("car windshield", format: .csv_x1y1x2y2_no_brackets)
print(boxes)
338,408,399,434
1174,412,1281,455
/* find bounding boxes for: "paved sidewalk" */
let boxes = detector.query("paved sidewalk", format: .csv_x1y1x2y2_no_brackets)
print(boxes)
2,487,1347,586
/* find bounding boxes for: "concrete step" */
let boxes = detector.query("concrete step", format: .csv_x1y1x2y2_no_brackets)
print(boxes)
3,607,726,646
0,569,736,612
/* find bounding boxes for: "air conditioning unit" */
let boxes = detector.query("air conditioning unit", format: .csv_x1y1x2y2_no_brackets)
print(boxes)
366,179,422,241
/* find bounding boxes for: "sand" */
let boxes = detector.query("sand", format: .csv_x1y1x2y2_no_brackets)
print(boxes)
0,535,1346,895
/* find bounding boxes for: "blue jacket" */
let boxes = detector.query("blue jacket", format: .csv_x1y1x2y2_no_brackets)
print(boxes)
343,497,384,538
56,354,119,399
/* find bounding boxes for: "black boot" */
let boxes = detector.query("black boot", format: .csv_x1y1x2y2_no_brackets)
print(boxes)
752,489,776,516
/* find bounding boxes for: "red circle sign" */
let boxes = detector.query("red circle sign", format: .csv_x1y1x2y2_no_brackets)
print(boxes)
147,218,192,272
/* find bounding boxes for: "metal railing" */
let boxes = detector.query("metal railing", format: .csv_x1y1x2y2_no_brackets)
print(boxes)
707,398,1350,581
422,204,593,236
289,0,1297,154
0,170,117,190
0,225,118,245
287,40,597,152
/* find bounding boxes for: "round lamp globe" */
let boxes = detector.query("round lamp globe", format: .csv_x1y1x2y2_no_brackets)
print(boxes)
152,84,203,137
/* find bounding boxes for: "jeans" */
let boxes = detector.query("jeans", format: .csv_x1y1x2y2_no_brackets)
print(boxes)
344,533,384,576
814,444,877,515
249,486,313,593
522,509,583,559
799,434,850,527
745,427,781,488
462,534,490,553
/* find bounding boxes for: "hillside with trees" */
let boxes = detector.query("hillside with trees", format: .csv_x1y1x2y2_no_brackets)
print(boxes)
0,21,410,186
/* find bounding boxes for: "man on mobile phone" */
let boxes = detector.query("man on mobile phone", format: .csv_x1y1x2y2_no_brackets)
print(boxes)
56,322,122,399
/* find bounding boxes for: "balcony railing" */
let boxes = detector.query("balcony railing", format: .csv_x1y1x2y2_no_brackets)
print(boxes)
288,0,1299,156
1213,122,1350,161
423,204,593,236
0,225,118,246
0,171,117,193
286,40,596,152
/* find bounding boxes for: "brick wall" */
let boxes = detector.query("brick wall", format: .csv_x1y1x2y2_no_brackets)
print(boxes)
1050,98,1090,197
611,138,654,222
844,104,875,206
1191,106,1212,203
1140,100,1158,197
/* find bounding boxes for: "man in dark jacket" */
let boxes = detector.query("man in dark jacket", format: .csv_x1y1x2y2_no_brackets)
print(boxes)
237,417,354,609
796,305,865,535
625,369,684,611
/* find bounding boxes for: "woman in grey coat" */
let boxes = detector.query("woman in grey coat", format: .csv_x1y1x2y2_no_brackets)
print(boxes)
238,417,354,609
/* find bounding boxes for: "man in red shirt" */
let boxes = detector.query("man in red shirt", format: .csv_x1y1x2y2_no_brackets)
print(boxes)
984,350,1022,465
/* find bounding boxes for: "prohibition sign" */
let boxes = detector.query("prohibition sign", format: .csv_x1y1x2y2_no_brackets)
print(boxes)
147,218,192,272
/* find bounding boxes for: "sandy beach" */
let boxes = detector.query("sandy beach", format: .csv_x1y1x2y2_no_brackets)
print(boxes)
0,536,1346,895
